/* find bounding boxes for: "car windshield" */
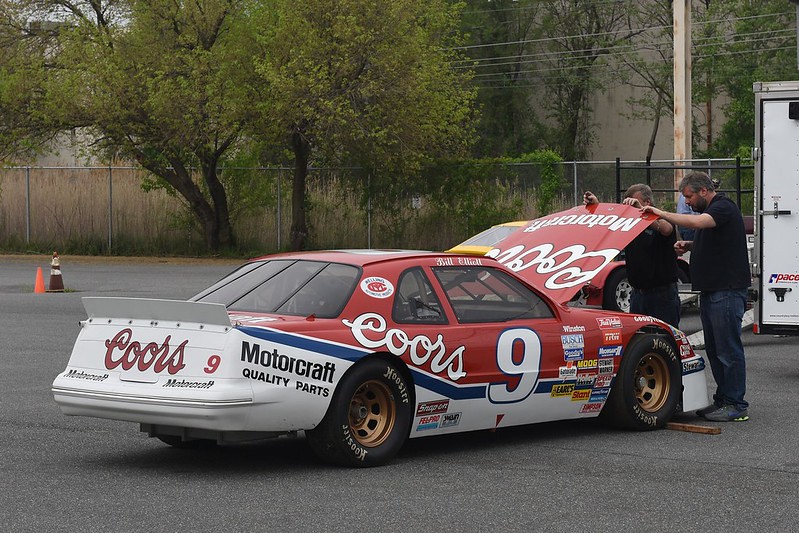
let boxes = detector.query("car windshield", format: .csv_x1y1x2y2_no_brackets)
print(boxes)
191,260,360,318
456,224,522,248
433,266,553,323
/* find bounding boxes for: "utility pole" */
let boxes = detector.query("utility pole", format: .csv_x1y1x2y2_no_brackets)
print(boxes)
673,0,692,193
791,0,799,68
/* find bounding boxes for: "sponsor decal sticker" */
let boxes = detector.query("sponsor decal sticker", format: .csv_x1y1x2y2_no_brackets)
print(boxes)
559,365,578,379
439,412,462,428
598,359,614,375
64,369,109,382
344,313,466,381
594,374,613,388
562,334,585,361
563,325,586,333
596,317,622,329
598,345,623,358
551,383,575,397
576,359,598,369
590,388,610,402
564,347,584,361
162,379,214,389
603,330,622,344
682,359,704,374
417,414,441,431
416,400,450,416
571,389,591,401
360,276,395,298
580,402,603,414
576,373,596,387
680,344,692,357
769,273,799,283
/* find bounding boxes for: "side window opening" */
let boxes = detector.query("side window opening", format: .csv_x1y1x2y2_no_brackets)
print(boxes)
392,268,447,324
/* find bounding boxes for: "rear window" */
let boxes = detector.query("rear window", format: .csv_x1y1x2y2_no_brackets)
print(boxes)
192,260,360,318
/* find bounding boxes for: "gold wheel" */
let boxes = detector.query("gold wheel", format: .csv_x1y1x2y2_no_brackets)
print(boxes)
634,353,671,412
348,379,396,447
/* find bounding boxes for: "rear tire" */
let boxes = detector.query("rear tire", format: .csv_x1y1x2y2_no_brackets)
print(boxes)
601,334,681,430
306,358,412,467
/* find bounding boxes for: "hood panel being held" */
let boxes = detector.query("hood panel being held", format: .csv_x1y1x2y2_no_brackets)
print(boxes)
486,203,656,303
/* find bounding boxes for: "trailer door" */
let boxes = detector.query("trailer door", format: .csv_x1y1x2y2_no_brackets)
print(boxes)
757,97,799,333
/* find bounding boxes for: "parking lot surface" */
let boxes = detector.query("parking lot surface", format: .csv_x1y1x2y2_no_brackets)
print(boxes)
2,255,798,532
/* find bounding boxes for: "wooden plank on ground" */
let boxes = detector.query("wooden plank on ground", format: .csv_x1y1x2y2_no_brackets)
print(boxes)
666,422,721,435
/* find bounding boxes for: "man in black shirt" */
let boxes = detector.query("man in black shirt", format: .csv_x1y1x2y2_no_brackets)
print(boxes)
584,184,680,328
642,171,750,422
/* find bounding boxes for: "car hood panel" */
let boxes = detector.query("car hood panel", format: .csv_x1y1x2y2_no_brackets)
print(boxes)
486,203,656,303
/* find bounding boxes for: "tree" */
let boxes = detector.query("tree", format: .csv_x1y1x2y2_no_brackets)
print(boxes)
459,0,547,157
252,0,477,250
0,0,261,250
701,0,796,157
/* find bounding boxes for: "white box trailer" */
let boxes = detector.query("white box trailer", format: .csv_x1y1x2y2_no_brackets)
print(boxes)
752,81,799,335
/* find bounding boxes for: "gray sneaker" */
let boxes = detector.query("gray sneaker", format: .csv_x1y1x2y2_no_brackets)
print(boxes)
704,405,749,422
696,403,721,417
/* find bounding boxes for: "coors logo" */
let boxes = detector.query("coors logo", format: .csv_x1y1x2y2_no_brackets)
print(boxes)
104,328,188,375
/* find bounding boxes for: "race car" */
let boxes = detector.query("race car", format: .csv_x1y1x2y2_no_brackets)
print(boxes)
52,203,708,467
448,219,691,313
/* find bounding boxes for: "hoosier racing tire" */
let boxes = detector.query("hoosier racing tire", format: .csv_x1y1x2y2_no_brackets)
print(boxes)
600,334,681,430
306,357,413,467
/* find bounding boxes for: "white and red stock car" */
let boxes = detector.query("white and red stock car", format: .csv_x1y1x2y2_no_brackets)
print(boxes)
52,203,708,467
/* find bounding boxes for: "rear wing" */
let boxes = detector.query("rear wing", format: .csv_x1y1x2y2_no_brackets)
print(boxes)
82,297,232,327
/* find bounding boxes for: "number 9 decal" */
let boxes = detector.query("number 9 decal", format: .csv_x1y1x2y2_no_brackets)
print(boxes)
204,354,221,374
489,328,542,404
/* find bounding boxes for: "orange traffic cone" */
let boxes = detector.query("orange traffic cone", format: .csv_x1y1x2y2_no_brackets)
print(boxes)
34,267,46,293
48,251,65,292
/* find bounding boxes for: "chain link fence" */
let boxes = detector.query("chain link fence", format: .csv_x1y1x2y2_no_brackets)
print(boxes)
0,159,751,254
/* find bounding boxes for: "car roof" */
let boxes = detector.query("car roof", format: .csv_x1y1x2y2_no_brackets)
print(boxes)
249,249,493,268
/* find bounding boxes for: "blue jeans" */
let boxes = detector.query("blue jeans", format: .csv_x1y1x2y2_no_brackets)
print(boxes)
699,289,748,410
630,282,681,328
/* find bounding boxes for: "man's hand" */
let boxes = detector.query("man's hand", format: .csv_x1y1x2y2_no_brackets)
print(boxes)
674,240,692,256
641,205,663,218
583,191,599,206
622,197,642,209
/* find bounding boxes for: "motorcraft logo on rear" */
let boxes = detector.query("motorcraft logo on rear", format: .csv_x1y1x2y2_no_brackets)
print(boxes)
64,369,109,382
162,379,214,389
241,341,336,382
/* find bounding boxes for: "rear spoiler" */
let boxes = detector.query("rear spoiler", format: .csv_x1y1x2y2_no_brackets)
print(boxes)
82,297,232,327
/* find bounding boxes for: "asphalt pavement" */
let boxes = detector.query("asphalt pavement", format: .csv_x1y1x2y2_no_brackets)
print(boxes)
2,255,798,532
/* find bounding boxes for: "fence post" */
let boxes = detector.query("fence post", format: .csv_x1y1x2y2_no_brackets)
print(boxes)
735,156,742,207
572,162,578,205
108,166,113,253
25,167,31,244
276,170,282,250
367,173,372,248
615,158,622,203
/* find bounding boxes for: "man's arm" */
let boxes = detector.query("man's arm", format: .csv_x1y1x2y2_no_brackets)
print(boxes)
642,206,716,229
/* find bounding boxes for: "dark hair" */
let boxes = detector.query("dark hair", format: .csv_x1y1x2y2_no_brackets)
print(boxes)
679,172,715,193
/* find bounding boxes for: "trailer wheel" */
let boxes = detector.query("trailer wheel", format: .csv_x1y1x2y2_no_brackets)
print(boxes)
603,267,632,313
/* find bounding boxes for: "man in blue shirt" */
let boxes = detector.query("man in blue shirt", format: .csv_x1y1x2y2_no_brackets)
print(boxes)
642,172,750,422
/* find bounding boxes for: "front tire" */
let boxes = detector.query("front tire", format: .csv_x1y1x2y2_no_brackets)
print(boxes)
601,334,681,430
306,358,412,467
